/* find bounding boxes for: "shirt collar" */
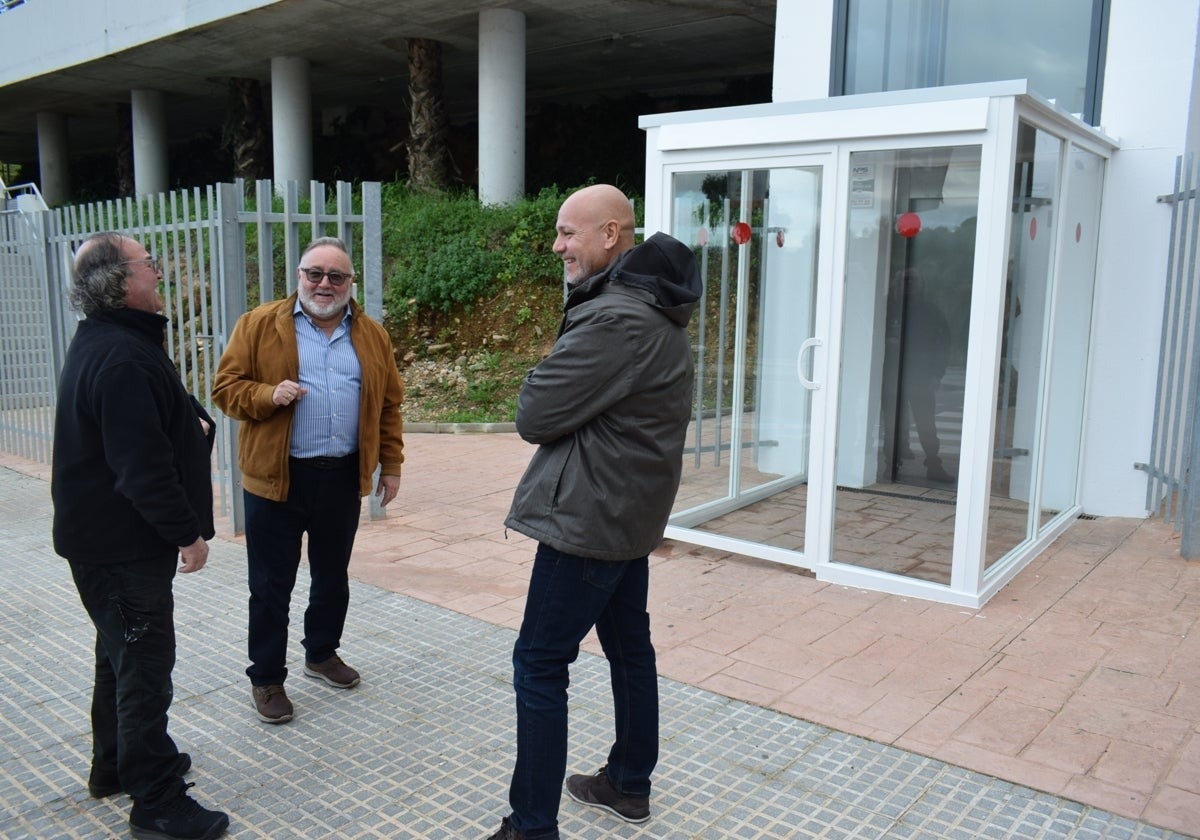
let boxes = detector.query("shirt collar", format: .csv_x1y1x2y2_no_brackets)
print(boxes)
292,297,352,328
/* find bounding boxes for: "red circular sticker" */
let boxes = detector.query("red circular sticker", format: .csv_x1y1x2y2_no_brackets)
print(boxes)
732,222,753,245
1030,217,1038,240
896,211,921,238
698,227,709,247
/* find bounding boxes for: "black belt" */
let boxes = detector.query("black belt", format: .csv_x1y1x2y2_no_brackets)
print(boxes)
290,453,358,470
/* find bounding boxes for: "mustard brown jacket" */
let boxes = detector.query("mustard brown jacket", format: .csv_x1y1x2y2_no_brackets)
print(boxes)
212,293,404,501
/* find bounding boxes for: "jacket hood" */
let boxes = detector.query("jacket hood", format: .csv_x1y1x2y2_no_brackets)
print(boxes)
569,231,702,326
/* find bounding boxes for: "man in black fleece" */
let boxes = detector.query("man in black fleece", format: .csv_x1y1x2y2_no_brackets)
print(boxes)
488,185,702,840
51,232,228,840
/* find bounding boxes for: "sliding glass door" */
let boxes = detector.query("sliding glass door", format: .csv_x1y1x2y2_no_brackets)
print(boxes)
667,159,833,564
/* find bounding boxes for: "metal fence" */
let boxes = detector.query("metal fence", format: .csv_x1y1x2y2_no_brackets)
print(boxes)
1145,154,1200,556
0,194,61,464
0,179,383,532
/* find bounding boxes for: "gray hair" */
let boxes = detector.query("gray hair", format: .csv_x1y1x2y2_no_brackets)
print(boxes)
69,232,129,315
301,236,350,259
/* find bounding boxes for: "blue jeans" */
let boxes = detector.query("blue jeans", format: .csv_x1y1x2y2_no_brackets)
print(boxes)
508,543,659,839
69,556,187,807
243,458,362,685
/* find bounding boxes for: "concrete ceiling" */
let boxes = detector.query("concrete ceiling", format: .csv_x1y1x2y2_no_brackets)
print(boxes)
0,0,778,163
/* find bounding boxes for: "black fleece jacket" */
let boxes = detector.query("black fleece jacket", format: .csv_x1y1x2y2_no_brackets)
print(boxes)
51,308,215,565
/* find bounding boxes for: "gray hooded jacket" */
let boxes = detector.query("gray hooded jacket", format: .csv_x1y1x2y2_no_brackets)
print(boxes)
504,231,702,561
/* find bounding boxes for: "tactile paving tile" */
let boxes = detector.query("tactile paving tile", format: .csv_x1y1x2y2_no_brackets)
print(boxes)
0,466,1192,839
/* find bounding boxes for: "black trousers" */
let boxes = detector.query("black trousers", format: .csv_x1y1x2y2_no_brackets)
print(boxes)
69,556,186,806
243,456,362,685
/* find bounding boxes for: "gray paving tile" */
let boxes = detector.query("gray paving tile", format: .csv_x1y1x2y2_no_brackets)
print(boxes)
0,465,1192,839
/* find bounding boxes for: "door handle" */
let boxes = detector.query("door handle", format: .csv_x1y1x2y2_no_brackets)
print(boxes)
797,337,822,390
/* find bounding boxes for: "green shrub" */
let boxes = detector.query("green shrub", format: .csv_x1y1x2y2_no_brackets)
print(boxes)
381,184,569,314
496,186,570,284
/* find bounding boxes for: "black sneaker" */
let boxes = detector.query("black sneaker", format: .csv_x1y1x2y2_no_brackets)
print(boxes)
565,765,650,824
485,816,525,839
128,783,229,839
88,752,193,799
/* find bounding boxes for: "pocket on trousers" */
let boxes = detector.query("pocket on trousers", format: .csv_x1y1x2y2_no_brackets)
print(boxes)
118,601,154,644
582,558,626,592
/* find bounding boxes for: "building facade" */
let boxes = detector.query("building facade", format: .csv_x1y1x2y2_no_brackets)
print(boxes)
643,0,1200,604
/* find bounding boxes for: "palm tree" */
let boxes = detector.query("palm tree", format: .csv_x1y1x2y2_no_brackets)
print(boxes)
406,37,449,192
225,77,269,181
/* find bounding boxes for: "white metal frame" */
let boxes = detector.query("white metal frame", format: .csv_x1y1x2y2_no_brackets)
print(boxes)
648,146,839,573
643,82,1117,607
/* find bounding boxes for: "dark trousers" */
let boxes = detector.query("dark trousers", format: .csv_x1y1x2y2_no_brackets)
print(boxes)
69,557,186,807
243,457,361,685
508,544,659,839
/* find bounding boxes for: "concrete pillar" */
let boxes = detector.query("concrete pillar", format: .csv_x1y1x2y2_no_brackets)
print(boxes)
35,111,69,206
271,56,313,187
478,9,525,205
131,89,169,196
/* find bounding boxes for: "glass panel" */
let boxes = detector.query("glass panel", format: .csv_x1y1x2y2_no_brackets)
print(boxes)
988,122,1062,567
843,0,1099,118
834,145,980,583
1035,145,1103,534
669,167,823,555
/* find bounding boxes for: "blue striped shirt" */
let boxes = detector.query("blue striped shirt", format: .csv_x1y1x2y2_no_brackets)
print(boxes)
289,302,361,458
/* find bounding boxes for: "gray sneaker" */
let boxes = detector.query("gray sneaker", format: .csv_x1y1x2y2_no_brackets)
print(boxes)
565,765,650,824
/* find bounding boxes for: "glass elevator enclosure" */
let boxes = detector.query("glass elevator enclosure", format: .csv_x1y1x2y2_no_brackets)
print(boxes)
640,82,1115,607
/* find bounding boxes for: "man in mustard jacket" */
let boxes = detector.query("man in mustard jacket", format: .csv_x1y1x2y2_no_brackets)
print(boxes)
213,236,404,724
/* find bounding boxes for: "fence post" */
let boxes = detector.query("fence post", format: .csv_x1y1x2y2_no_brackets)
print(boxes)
361,181,387,521
218,182,248,535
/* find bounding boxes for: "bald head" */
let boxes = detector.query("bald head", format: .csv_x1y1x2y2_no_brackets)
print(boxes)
554,184,637,285
562,184,636,232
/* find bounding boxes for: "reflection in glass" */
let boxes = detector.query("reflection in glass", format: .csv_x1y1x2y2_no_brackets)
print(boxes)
987,122,1062,567
1035,147,1103,537
843,0,1100,119
834,145,980,582
668,167,823,556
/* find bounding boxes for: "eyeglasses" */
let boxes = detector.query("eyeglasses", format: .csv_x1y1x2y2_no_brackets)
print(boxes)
299,267,354,287
122,257,161,273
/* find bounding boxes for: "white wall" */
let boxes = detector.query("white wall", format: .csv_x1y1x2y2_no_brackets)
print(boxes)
0,0,278,86
773,0,835,102
1081,0,1200,515
1189,16,1200,155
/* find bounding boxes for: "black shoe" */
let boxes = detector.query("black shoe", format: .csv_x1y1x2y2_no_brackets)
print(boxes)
565,765,650,824
485,816,525,840
88,752,193,798
128,783,229,839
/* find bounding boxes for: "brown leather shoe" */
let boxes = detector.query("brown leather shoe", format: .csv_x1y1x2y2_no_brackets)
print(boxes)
251,684,294,724
303,654,360,688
